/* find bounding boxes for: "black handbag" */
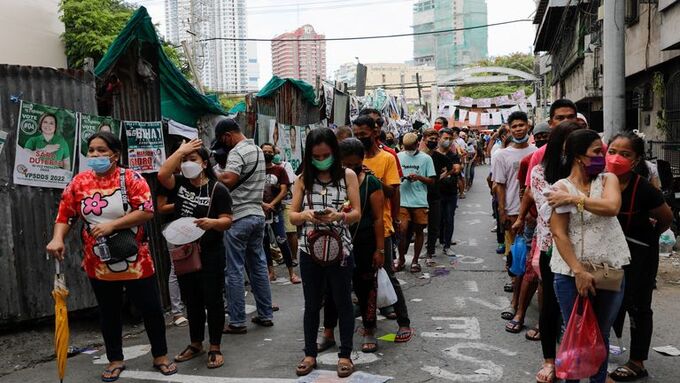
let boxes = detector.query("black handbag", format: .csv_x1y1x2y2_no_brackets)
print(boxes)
101,168,139,263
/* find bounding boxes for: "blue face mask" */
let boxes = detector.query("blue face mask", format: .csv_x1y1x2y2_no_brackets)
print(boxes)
512,135,529,144
87,156,113,173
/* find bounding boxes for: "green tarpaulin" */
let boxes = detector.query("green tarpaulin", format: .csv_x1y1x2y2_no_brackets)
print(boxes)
94,7,226,126
257,76,319,106
229,101,246,114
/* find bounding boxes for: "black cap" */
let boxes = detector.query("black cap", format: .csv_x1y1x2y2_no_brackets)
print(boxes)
212,119,240,149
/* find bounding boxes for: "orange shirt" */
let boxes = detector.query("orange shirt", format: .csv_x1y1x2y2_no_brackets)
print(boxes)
363,149,401,237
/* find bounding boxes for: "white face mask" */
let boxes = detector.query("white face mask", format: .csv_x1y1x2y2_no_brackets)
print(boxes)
181,161,203,179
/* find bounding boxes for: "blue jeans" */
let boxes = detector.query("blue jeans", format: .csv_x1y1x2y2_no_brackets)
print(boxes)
439,195,458,248
264,210,294,268
554,273,625,383
224,215,273,326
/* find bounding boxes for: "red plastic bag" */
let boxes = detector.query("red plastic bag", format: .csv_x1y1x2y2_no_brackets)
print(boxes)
555,296,607,380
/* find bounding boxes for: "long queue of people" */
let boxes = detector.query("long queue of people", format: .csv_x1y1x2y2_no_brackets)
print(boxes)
44,99,671,382
488,99,672,383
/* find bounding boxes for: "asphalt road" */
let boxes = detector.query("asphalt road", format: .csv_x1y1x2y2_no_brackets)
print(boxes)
3,164,680,383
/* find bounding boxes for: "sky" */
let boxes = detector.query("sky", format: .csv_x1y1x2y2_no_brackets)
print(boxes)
136,0,536,88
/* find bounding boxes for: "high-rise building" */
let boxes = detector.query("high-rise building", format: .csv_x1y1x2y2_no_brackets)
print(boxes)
165,0,254,93
413,0,488,82
271,25,326,85
333,62,435,103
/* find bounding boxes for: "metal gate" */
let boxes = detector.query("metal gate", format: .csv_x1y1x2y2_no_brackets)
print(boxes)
667,72,680,140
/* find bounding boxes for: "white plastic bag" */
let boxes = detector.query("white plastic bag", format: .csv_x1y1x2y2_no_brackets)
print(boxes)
376,268,398,308
659,229,676,254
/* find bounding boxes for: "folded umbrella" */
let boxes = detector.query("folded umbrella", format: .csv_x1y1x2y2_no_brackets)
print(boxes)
52,260,69,383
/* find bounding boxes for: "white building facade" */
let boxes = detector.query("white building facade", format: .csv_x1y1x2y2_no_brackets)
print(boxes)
165,0,256,92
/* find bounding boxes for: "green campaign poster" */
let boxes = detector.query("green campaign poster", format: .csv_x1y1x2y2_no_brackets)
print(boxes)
78,114,121,173
13,100,77,189
123,121,166,173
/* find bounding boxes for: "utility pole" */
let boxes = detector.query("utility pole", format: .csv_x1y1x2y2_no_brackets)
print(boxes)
603,0,625,140
181,40,205,94
416,72,423,106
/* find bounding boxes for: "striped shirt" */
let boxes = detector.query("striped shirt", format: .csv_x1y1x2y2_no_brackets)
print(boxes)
225,139,265,220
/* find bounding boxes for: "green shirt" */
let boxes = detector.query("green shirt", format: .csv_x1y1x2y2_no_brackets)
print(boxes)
351,174,382,233
24,134,71,162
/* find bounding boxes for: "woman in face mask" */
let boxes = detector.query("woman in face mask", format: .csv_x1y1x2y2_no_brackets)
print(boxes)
606,133,672,382
289,128,361,378
47,132,176,381
546,129,630,383
158,138,234,370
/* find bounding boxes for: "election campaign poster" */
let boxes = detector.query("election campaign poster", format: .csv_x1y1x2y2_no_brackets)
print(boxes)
78,114,121,173
123,121,166,173
13,101,77,189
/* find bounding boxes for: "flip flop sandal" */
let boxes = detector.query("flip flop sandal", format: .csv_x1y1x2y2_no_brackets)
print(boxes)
395,327,414,343
152,362,177,376
290,275,302,284
337,359,355,378
610,362,649,381
207,351,224,369
172,316,188,327
316,336,336,352
500,307,515,320
505,319,524,333
101,365,125,382
384,311,398,320
296,358,317,376
409,263,422,273
361,334,378,353
393,260,405,272
503,282,514,293
536,363,555,383
525,327,541,341
174,345,204,362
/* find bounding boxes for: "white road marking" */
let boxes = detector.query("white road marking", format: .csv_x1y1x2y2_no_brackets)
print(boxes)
460,211,490,216
466,219,482,225
93,344,150,364
468,238,478,246
463,280,479,292
421,342,518,382
453,297,510,310
460,203,481,208
318,351,380,365
421,317,480,340
455,255,484,264
121,370,296,382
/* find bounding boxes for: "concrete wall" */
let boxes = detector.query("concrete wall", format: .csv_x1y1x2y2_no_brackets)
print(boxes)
0,0,67,68
625,4,680,77
364,63,436,103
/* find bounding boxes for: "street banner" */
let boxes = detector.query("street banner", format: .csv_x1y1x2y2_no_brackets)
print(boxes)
168,119,198,140
468,112,479,126
123,121,166,173
0,130,7,155
492,112,503,125
480,113,491,126
13,101,76,189
458,109,468,123
78,114,121,173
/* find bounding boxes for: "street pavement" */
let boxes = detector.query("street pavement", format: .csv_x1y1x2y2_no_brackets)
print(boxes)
3,164,680,382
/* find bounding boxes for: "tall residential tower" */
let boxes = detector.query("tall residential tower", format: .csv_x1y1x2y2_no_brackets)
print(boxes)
271,25,326,85
413,0,488,82
165,0,258,92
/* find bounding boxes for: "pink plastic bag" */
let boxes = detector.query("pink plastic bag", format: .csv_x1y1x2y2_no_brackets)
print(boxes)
555,296,607,380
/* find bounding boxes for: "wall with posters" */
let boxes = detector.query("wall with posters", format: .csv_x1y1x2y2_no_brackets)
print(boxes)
0,65,99,324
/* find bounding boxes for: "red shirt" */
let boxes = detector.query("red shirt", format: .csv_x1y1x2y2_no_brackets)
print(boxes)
379,142,403,177
56,167,155,281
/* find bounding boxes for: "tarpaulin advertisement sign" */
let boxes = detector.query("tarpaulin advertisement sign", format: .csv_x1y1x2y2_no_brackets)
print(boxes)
13,101,76,188
78,114,121,173
123,121,166,173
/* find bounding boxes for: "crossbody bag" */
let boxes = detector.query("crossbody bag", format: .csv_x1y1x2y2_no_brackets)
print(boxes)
97,168,139,264
305,180,345,266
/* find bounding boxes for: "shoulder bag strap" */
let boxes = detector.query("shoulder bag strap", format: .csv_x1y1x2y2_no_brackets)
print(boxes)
206,181,220,218
625,175,641,232
119,167,129,212
231,150,260,191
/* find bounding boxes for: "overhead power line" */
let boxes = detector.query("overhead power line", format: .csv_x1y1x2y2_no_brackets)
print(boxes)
199,19,532,43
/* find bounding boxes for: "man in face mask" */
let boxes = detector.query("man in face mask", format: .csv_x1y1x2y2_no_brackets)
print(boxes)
211,118,274,333
532,122,550,149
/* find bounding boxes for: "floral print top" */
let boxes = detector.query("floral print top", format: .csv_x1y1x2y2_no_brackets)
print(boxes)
530,164,553,253
56,167,155,281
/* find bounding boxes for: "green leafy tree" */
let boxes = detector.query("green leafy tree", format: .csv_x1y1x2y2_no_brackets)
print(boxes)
162,42,193,80
455,52,535,99
59,0,134,69
218,94,244,111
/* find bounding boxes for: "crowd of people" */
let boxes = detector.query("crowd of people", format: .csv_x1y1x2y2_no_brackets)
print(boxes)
44,100,672,383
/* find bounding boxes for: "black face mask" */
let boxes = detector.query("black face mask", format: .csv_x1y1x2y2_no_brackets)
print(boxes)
264,153,274,163
386,139,396,146
426,141,438,150
352,166,363,175
359,136,374,151
535,140,548,148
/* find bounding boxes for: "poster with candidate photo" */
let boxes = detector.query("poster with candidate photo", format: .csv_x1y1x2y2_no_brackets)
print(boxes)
123,121,166,173
78,114,121,173
13,101,77,189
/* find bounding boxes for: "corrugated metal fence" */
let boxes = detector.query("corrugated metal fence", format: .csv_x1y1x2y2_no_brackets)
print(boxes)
0,65,99,324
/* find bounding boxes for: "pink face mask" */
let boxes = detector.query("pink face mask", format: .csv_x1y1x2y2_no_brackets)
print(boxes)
605,153,633,176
